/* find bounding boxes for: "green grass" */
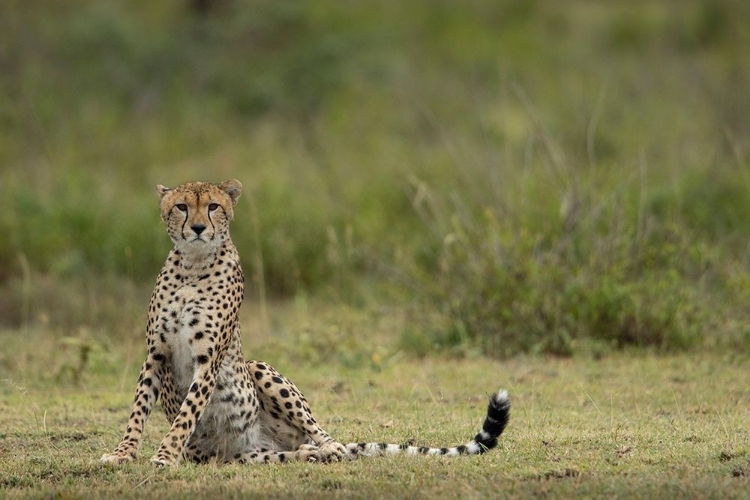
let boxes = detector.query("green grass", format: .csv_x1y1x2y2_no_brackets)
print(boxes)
1,0,750,355
1,321,748,499
1,3,749,495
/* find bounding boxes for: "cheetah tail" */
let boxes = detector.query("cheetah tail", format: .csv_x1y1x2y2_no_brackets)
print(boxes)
344,389,510,458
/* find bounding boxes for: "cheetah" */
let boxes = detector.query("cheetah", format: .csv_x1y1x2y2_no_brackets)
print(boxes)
101,179,510,466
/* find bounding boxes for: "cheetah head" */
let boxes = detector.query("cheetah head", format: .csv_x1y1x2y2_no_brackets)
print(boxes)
156,179,242,252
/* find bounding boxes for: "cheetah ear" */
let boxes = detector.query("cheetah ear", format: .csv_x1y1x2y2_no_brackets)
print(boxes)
156,185,171,199
219,179,242,206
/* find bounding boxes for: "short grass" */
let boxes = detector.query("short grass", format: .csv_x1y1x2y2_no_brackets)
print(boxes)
1,2,749,496
1,324,748,499
2,0,750,356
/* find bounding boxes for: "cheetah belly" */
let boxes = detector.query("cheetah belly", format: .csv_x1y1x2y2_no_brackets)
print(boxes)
190,364,268,459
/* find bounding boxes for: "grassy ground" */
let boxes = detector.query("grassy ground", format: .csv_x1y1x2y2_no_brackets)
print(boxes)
1,320,748,499
2,0,750,356
1,2,749,497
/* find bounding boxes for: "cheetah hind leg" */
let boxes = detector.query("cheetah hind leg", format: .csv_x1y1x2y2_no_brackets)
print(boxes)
231,444,320,464
247,360,347,463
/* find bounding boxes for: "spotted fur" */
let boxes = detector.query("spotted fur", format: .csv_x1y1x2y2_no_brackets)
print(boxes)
101,179,510,467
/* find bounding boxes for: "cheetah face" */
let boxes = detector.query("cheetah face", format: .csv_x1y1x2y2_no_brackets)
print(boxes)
156,179,242,252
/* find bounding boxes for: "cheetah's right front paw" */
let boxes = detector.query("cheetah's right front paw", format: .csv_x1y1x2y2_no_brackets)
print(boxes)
100,450,136,465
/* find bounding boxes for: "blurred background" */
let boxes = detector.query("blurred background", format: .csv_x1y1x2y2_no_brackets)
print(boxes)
1,0,749,373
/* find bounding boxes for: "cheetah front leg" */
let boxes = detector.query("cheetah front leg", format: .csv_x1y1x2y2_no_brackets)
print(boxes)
151,354,224,466
101,355,165,464
248,361,347,462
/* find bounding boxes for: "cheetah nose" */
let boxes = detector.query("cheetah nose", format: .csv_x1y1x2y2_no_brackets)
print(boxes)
191,224,206,235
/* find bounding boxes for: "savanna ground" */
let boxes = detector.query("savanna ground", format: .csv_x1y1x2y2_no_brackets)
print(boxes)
1,311,749,499
1,0,750,498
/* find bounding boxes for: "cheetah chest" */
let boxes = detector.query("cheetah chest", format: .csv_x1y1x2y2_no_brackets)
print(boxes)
156,282,216,395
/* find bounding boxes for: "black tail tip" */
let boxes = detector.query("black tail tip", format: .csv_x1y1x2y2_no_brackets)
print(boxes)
474,389,510,451
490,390,511,414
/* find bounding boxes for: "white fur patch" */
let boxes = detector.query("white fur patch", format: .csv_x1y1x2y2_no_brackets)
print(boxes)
493,390,509,405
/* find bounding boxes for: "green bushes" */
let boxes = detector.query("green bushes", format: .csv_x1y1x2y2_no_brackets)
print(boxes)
395,164,719,357
1,0,749,355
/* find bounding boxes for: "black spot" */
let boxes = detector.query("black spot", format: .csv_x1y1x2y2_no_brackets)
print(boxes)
272,376,283,384
379,443,388,450
153,353,165,362
279,389,290,398
440,447,449,454
419,447,430,454
189,319,200,327
254,371,263,380
456,445,467,454
264,382,272,389
197,355,209,364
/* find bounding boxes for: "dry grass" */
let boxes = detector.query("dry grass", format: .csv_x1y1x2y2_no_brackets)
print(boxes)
1,325,748,499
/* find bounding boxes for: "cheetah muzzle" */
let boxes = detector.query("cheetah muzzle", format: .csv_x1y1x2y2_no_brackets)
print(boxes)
100,179,510,466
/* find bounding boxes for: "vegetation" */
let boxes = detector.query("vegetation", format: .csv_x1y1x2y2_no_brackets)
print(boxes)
1,3,749,497
1,325,748,499
2,0,750,355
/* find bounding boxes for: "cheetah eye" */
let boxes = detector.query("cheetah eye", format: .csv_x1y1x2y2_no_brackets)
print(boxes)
208,203,219,211
175,204,188,212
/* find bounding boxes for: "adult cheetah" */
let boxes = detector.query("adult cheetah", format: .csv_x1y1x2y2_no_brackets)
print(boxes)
101,179,510,466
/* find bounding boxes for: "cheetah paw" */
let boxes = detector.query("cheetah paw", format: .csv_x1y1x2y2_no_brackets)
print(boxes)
316,441,346,463
294,444,319,462
151,454,179,467
100,450,136,465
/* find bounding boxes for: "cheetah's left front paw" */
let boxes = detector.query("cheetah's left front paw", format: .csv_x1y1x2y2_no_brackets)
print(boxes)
151,450,180,467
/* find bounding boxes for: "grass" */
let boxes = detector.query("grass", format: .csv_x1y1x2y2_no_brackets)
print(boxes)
0,2,749,496
1,0,750,355
1,324,749,499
